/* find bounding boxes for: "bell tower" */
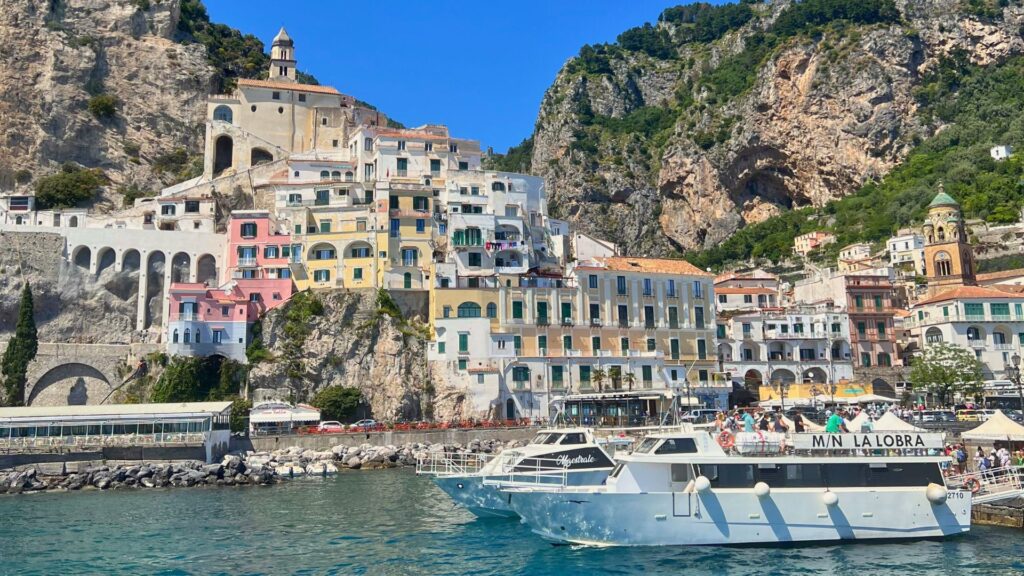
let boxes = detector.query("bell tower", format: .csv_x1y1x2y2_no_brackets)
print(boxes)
268,27,296,82
922,184,975,296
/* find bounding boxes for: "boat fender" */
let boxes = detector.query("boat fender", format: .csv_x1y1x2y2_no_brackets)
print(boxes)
694,476,711,493
925,482,948,504
964,477,981,494
754,482,771,498
717,431,735,450
822,491,839,507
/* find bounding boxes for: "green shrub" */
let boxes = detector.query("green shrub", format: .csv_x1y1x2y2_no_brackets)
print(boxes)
87,94,118,119
311,386,363,422
34,163,106,209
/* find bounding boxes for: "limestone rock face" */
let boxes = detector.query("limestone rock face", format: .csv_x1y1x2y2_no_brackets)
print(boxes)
0,0,215,203
248,290,462,421
531,0,1024,254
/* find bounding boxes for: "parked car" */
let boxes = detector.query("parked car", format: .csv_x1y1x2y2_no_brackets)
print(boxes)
317,421,344,433
350,419,378,430
956,409,983,422
680,409,719,424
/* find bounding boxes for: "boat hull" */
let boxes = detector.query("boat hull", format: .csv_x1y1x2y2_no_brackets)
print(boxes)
433,470,611,519
506,488,972,546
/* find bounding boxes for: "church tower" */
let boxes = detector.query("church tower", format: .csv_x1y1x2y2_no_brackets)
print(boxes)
922,185,975,296
268,27,296,82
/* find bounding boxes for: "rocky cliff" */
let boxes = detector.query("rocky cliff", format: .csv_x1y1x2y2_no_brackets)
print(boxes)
0,0,216,205
530,0,1024,255
247,290,465,421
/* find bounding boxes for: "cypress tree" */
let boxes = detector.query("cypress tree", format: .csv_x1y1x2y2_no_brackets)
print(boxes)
2,282,39,406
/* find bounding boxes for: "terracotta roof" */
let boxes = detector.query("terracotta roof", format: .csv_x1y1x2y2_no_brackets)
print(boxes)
715,287,776,295
375,128,450,141
893,309,912,318
580,256,711,277
237,78,340,95
977,268,1024,283
714,271,778,283
915,286,1024,306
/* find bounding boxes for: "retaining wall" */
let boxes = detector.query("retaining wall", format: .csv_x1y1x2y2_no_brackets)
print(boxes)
238,427,538,452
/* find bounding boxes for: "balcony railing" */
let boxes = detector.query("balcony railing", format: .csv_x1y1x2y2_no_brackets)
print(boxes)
237,257,257,267
993,343,1015,350
968,340,987,349
764,330,830,340
561,317,574,327
590,318,602,327
536,317,550,327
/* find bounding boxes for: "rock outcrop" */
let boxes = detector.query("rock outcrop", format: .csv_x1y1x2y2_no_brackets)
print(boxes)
530,0,1024,255
247,289,455,420
0,0,215,204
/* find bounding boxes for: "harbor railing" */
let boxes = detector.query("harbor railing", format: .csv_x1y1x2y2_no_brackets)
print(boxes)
481,454,571,489
0,432,207,453
415,451,495,477
944,465,1024,504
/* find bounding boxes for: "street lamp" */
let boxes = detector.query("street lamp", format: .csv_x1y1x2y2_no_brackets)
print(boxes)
682,377,693,419
772,380,791,413
1005,353,1023,411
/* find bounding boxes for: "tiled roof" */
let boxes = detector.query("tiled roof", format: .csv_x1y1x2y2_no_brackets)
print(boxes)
915,285,1024,306
237,79,340,95
976,268,1024,283
580,256,711,277
715,287,776,295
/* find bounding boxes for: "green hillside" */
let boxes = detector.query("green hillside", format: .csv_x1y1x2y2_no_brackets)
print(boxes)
687,50,1024,271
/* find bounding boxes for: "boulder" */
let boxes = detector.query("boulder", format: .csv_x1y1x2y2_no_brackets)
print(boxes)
345,456,362,470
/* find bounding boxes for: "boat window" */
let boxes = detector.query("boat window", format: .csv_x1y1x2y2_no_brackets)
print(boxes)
543,434,561,445
532,433,555,444
654,438,698,455
782,464,823,488
634,438,660,454
670,464,693,483
702,464,754,488
560,433,586,445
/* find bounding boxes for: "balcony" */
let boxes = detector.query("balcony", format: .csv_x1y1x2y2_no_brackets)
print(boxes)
179,312,196,321
993,343,1015,350
389,208,431,219
537,317,550,327
618,320,630,328
764,330,830,340
560,317,574,327
237,257,258,267
968,340,987,349
590,318,602,327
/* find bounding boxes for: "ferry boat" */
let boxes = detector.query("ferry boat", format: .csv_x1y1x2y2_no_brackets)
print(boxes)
498,428,972,546
416,428,615,518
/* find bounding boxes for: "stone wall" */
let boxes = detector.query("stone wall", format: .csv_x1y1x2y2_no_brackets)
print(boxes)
239,426,538,453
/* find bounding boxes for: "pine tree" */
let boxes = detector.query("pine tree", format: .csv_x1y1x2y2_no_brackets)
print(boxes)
1,282,39,406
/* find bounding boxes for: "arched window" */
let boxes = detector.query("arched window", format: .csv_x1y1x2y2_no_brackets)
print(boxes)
457,302,481,318
183,328,191,343
491,182,506,192
195,330,201,343
486,303,497,318
967,326,981,341
925,327,943,344
14,216,22,225
68,216,78,228
331,170,341,179
213,105,233,123
172,329,179,343
345,171,354,182
364,137,373,151
994,331,1008,344
320,170,330,180
934,251,952,277
937,226,946,241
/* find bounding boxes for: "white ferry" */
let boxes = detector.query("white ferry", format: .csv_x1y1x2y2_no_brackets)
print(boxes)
499,428,973,546
416,428,615,518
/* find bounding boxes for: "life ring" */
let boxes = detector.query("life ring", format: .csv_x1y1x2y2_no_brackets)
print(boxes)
717,430,735,449
964,477,982,494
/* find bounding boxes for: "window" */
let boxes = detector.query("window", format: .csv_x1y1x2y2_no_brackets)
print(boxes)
877,321,887,335
874,295,883,310
471,186,480,196
319,220,331,233
538,335,547,353
580,366,591,384
877,352,892,367
643,278,653,296
264,246,279,259
458,161,468,171
589,303,600,322
161,204,176,216
272,91,280,100
389,219,400,238
616,276,627,295
512,300,523,319
467,252,483,267
172,329,179,344
486,303,497,318
668,307,679,329
184,201,200,213
642,365,653,384
621,337,630,353
240,222,257,238
213,330,223,344
857,321,866,336
350,246,371,258
450,143,459,153
670,339,680,360
512,366,530,383
854,295,864,310
644,305,655,328
430,159,441,176
396,158,408,177
458,333,469,353
457,302,482,318
397,140,406,151
591,336,601,351
588,274,598,289
694,306,705,329
697,339,707,360
667,279,676,297
415,219,425,233
693,281,703,299
458,359,467,371
563,335,572,351
646,338,656,352
717,324,726,338
313,269,330,283
352,268,363,281
861,352,871,367
831,322,841,333
551,366,564,388
718,294,728,303
514,335,522,352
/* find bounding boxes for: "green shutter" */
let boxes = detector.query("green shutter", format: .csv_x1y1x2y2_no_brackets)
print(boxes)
458,333,468,352
512,300,523,319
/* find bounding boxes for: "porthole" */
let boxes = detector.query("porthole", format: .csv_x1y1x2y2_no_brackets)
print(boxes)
278,106,284,114
250,105,256,112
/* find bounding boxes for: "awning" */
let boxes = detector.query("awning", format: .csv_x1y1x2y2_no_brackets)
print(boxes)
249,405,321,424
962,410,1024,442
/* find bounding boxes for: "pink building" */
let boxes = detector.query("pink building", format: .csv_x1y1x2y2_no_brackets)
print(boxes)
226,210,295,313
166,283,254,361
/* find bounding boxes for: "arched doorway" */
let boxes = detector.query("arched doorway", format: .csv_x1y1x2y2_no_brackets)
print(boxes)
72,246,91,270
505,398,516,420
250,147,273,166
803,367,828,384
96,247,116,276
171,252,191,284
214,135,233,174
145,252,166,329
770,368,796,385
743,369,762,399
196,254,218,286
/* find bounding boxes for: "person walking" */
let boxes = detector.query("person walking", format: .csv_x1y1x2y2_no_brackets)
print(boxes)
826,409,848,433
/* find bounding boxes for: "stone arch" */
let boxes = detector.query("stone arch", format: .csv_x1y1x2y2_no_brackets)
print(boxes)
96,247,116,275
213,105,233,123
145,251,166,329
68,215,79,227
347,241,373,258
250,147,273,166
122,249,141,272
966,325,985,342
197,254,218,286
830,338,851,359
308,242,337,260
28,363,111,406
770,368,796,385
717,343,733,362
934,250,952,276
171,252,191,283
924,327,943,344
743,369,763,397
14,215,23,225
214,135,233,174
72,246,91,270
803,367,828,384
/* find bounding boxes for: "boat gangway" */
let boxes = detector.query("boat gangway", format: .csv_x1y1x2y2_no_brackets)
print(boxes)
415,451,494,477
945,466,1024,505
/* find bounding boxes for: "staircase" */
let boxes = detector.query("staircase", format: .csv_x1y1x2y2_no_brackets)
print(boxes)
945,466,1024,504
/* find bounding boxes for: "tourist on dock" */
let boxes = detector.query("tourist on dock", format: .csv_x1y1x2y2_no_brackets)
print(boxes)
859,414,874,433
742,409,756,433
825,409,849,434
773,412,789,433
975,446,986,471
1014,449,1024,467
758,411,772,432
792,410,806,433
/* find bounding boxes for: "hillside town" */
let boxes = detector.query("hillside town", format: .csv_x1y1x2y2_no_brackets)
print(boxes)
1,29,1023,425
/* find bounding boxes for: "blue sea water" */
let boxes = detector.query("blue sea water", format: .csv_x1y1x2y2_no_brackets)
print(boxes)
0,468,1021,576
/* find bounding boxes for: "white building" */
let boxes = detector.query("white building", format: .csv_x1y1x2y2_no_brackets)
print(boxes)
906,286,1024,379
887,232,925,273
714,270,780,312
991,145,1013,161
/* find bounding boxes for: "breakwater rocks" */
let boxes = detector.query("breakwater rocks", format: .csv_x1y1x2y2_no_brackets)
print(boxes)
0,438,516,495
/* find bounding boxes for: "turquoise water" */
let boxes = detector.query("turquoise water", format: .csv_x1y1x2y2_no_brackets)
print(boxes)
1,469,1022,576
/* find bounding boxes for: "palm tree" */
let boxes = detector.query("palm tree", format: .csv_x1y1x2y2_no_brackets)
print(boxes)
592,368,606,393
623,372,637,392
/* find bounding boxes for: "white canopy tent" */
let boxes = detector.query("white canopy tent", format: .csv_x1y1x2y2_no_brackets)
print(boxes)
873,411,924,431
962,410,1024,442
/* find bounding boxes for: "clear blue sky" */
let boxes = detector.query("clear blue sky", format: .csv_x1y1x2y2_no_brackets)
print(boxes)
203,0,684,152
